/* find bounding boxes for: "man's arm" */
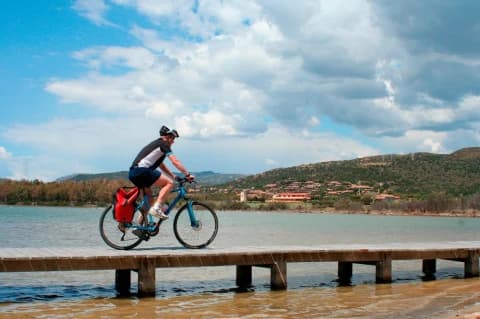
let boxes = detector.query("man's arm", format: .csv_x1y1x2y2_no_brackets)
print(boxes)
167,154,191,177
159,163,176,180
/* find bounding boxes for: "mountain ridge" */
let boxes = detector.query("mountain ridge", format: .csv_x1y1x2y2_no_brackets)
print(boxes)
229,147,480,198
55,147,480,197
57,170,245,186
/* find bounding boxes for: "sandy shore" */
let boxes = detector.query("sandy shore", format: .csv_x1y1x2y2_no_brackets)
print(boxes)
306,207,480,218
445,309,480,319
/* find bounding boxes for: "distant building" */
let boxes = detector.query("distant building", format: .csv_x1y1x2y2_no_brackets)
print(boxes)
350,184,373,190
328,181,342,187
269,192,311,202
239,190,267,202
375,193,400,201
240,191,247,202
265,184,278,188
326,190,353,196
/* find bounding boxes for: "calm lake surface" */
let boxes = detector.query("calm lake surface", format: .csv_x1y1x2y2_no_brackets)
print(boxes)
1,205,480,318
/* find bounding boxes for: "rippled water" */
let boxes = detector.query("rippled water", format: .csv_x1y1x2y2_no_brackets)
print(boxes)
1,206,480,318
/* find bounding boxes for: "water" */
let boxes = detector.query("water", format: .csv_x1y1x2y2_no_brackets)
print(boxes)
1,206,480,318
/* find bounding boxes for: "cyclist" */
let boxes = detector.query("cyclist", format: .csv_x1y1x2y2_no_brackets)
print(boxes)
129,126,195,220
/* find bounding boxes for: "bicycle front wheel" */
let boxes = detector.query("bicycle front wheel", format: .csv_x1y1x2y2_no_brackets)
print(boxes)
99,204,145,250
173,201,218,249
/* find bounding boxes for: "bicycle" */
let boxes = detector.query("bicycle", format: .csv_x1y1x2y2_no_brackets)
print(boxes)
99,177,218,250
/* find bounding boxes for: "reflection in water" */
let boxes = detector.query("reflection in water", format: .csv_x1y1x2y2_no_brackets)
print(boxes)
1,207,480,318
2,278,480,318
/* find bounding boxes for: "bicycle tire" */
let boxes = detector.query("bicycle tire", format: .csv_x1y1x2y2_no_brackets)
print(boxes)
173,201,218,249
99,204,145,250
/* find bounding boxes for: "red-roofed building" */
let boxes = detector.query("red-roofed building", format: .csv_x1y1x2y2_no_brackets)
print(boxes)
375,193,400,201
269,192,311,202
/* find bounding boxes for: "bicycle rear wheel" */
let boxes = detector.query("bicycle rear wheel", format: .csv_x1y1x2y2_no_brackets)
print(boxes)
99,204,145,250
173,201,218,249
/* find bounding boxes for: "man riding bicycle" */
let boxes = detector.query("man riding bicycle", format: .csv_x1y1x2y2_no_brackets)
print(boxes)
129,126,195,220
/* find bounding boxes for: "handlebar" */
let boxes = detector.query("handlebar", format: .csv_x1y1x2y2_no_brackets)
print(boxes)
175,176,196,186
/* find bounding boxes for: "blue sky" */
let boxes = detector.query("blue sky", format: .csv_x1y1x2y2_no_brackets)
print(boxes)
1,0,480,181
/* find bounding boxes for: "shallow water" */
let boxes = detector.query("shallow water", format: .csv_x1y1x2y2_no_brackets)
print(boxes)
1,206,480,318
2,278,480,318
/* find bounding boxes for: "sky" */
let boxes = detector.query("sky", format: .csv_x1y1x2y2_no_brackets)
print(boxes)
1,0,480,181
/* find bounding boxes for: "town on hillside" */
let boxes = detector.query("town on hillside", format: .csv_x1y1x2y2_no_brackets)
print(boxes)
204,180,400,204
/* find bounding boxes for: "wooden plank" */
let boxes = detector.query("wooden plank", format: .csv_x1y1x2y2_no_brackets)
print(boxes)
422,259,436,276
376,254,392,283
465,250,480,278
338,262,353,284
0,244,479,272
0,244,479,298
236,265,252,289
115,269,131,296
271,262,287,290
138,257,156,297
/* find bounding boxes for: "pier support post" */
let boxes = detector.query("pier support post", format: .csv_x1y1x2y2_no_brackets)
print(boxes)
270,262,287,290
115,269,131,296
422,259,436,277
236,265,252,289
338,262,353,284
138,258,156,297
465,251,479,278
376,255,392,283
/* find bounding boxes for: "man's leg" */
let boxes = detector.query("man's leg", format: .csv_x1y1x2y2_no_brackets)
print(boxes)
136,187,153,225
153,175,174,206
148,175,174,219
143,187,154,207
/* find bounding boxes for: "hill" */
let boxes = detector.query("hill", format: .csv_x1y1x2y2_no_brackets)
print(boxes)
3,147,480,211
229,147,480,198
57,170,244,186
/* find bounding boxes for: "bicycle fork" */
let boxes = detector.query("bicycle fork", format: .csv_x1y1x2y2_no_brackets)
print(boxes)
187,200,200,228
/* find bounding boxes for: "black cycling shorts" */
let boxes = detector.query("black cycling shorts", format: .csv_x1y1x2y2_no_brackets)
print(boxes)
128,167,161,188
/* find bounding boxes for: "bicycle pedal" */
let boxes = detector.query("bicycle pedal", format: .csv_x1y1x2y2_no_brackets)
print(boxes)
132,229,149,241
148,228,160,236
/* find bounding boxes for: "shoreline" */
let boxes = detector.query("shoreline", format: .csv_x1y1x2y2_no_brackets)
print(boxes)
1,203,479,218
317,207,480,218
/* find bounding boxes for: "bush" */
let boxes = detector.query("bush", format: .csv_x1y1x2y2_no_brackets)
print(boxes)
334,198,363,211
258,202,288,211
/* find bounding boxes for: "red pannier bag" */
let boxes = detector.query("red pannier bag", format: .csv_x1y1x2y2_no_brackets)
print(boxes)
113,187,140,223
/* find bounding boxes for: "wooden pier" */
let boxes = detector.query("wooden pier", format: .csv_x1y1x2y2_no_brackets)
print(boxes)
1,242,479,297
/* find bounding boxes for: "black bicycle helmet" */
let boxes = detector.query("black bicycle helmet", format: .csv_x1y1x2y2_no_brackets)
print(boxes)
159,125,170,136
159,125,179,137
167,129,179,137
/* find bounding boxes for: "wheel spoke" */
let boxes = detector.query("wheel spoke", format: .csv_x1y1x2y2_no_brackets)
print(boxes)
99,205,145,250
173,202,218,248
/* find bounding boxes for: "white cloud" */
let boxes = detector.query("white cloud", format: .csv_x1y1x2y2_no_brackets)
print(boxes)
379,130,447,154
265,158,277,166
422,138,442,153
45,73,154,113
0,146,11,160
62,1,480,142
3,117,155,158
2,116,378,180
175,125,379,174
72,0,116,27
73,46,159,70
6,0,476,181
174,110,241,137
114,0,262,38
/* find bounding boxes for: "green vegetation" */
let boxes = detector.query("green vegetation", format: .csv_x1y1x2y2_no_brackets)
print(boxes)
0,179,125,206
230,147,480,199
1,147,480,215
57,171,244,185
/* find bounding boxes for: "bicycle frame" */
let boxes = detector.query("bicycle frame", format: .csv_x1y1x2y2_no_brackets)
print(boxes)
134,181,198,232
100,177,218,250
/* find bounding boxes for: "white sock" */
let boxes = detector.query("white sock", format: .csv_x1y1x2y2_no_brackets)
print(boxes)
152,203,160,210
